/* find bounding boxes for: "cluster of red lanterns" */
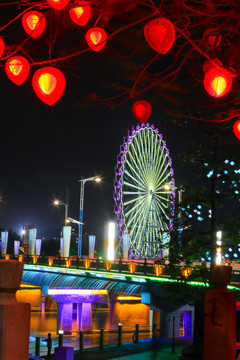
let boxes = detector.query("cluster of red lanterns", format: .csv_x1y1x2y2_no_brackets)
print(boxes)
2,1,108,105
1,3,239,142
5,55,65,106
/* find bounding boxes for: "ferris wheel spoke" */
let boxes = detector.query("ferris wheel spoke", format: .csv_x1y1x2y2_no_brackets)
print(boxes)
123,191,146,195
124,163,146,190
139,131,149,176
123,181,146,192
155,155,168,184
154,199,171,225
124,195,147,219
134,136,149,180
154,193,170,207
156,165,172,188
125,199,148,229
127,146,147,184
135,195,153,254
123,194,146,207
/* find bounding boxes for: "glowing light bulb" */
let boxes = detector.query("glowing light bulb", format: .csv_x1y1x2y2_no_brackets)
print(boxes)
212,76,227,96
27,14,40,31
9,59,23,76
39,73,57,95
90,31,102,45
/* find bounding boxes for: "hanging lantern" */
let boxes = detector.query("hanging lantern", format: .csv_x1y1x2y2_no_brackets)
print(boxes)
22,11,46,38
204,67,232,98
0,37,5,58
203,58,223,75
233,120,240,140
144,17,175,54
47,0,70,10
203,28,221,48
32,67,66,106
132,100,152,123
69,2,91,26
5,56,30,86
86,27,107,52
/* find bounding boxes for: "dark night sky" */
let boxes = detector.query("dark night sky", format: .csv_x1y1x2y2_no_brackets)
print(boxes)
0,2,207,246
0,68,196,242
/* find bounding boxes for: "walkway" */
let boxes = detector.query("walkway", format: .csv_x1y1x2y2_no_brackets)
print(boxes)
41,338,190,360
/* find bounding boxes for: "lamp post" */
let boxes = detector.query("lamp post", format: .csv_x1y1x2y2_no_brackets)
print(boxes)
53,200,69,225
78,176,101,258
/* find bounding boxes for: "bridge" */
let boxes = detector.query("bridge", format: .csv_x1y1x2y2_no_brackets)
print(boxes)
6,255,240,339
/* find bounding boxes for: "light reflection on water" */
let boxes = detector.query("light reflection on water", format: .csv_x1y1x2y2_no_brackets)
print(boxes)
29,311,152,356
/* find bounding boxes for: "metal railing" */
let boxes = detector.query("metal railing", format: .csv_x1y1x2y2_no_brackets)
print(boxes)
1,253,210,281
28,324,155,358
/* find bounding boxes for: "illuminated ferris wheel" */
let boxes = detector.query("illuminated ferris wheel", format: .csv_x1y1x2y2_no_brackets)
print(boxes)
114,123,175,259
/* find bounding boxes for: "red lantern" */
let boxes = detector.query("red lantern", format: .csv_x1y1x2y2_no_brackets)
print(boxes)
203,28,221,47
203,58,223,75
69,2,91,26
32,67,66,106
0,37,5,58
233,120,240,140
47,0,69,10
22,11,46,39
5,56,30,86
144,18,175,54
204,67,232,98
132,101,152,123
86,27,107,52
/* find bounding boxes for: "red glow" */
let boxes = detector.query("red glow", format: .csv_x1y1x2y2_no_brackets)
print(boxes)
32,67,66,106
0,37,5,58
47,0,70,10
204,67,232,98
233,120,240,140
132,101,152,123
203,28,221,47
69,3,91,26
86,27,107,52
22,11,46,39
5,56,30,86
144,18,175,54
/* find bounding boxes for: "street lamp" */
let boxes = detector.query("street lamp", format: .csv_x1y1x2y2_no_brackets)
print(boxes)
53,200,69,225
78,176,101,258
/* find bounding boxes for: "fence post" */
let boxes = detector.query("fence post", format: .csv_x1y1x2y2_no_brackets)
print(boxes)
100,328,104,349
59,332,63,347
35,337,40,356
79,330,84,352
118,323,122,346
152,322,157,341
135,324,139,343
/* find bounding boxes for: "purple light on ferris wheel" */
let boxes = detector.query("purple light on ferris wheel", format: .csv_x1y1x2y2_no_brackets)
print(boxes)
113,122,175,259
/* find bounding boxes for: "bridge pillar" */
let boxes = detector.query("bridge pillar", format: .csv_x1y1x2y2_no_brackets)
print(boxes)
78,303,92,332
57,303,73,334
0,260,30,360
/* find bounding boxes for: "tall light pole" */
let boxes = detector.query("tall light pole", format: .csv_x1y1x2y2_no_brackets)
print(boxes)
53,200,69,225
78,176,101,258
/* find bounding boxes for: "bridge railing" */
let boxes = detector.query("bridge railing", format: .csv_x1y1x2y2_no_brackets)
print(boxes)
0,253,212,282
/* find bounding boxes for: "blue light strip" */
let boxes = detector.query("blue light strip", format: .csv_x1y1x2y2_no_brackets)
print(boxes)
23,264,240,291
